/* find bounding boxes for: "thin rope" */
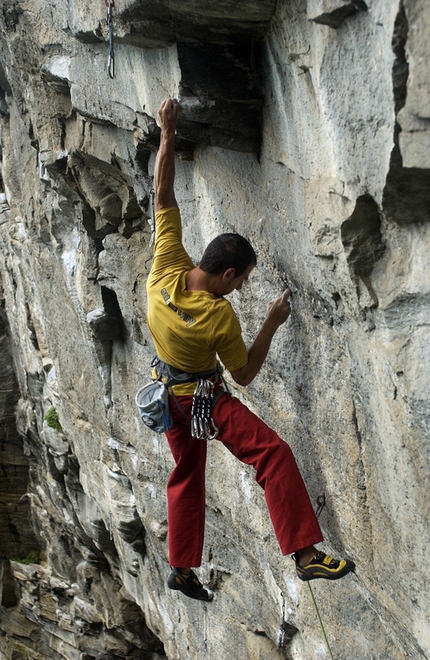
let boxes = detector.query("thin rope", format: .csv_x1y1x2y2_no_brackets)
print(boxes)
308,492,335,659
279,493,333,652
307,582,335,660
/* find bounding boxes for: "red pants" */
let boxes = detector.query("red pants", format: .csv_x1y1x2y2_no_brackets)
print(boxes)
165,388,323,568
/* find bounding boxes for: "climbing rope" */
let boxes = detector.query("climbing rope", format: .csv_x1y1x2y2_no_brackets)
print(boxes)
307,581,335,660
105,0,115,78
307,492,335,660
278,492,335,657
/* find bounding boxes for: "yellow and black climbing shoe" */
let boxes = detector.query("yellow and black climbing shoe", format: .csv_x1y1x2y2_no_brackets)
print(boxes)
294,550,355,581
167,568,214,602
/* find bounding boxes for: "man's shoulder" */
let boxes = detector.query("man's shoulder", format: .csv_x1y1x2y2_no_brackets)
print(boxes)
154,205,182,247
210,296,239,326
151,204,194,273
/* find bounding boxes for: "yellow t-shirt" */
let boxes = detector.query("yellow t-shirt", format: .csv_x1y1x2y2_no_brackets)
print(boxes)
146,207,248,394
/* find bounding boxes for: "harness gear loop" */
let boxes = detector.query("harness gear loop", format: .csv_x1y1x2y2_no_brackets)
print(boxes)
190,378,219,441
105,0,115,78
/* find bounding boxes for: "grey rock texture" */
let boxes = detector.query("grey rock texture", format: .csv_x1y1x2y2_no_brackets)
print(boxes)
0,0,429,659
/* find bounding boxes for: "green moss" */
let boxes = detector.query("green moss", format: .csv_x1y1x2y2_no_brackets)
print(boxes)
11,550,45,565
45,406,63,433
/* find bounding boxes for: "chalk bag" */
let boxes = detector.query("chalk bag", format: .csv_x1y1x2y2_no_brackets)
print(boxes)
135,381,172,433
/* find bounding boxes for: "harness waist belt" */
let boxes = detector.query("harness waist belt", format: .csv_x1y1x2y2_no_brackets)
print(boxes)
151,356,218,387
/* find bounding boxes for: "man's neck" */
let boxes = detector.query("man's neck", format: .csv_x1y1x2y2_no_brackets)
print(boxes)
186,267,223,296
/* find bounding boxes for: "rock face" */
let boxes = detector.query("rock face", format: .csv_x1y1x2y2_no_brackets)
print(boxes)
0,0,429,658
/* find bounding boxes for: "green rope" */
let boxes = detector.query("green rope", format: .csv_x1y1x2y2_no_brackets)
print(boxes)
307,582,335,660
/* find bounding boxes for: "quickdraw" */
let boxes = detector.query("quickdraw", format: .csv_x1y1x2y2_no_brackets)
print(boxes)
315,493,326,518
149,189,156,247
190,379,220,440
105,0,115,78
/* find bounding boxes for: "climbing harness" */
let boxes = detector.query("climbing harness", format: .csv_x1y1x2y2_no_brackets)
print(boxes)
155,357,223,440
136,357,225,438
105,0,115,78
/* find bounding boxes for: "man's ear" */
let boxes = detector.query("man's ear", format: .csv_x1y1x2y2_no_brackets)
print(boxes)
222,268,236,281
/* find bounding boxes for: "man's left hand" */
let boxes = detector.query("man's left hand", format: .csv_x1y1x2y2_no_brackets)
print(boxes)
158,98,179,134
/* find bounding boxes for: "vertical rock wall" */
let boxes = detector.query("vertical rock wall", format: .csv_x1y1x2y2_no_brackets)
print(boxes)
0,0,429,658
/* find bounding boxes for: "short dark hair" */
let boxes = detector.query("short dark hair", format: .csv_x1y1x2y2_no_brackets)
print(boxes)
199,233,257,276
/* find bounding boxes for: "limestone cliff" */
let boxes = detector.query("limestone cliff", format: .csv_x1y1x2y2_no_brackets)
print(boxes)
0,1,429,658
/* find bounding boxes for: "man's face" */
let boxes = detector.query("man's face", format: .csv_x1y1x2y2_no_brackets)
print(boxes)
223,263,255,295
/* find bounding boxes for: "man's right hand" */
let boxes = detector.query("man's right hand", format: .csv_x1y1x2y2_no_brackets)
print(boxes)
264,288,292,331
158,98,179,134
230,288,292,387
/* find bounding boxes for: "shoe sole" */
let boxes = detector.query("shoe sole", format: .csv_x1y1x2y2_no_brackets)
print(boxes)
167,572,214,601
296,560,355,582
168,583,214,601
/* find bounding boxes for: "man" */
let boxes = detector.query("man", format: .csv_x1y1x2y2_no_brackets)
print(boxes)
146,98,355,602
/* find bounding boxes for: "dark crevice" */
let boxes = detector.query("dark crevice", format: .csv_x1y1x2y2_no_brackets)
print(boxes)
341,194,385,280
134,144,151,174
382,3,430,224
391,4,409,115
97,286,126,341
102,286,123,321
0,309,39,607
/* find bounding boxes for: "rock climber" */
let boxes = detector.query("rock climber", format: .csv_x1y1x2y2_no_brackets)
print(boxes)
146,98,355,602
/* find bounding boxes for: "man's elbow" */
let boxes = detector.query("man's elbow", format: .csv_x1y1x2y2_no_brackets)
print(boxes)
230,368,253,387
155,194,177,212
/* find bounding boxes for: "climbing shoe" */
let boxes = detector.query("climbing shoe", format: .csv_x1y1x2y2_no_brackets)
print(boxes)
294,550,355,582
167,568,214,602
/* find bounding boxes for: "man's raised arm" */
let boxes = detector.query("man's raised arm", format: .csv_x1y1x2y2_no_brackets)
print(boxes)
154,99,179,212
